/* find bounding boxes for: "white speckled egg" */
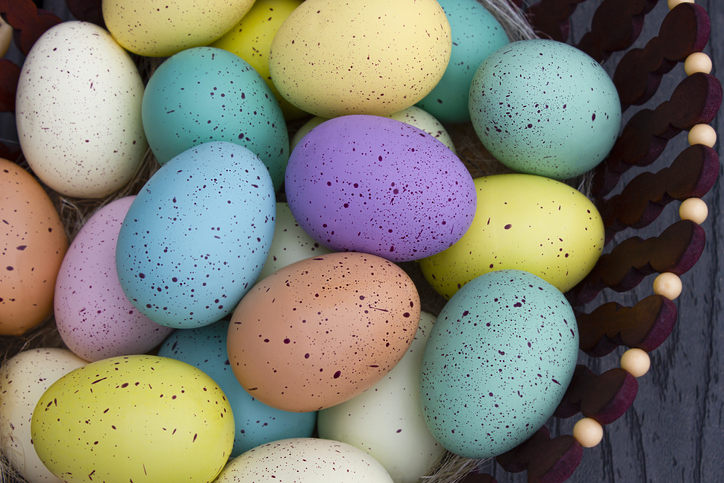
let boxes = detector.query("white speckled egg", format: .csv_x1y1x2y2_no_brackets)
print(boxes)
15,21,148,198
54,197,174,361
0,348,87,483
317,312,445,483
215,438,394,483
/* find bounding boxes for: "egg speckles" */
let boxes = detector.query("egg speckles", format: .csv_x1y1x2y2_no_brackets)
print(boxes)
15,21,148,198
115,142,276,329
285,115,476,262
31,355,234,482
227,252,421,412
269,0,451,117
469,39,621,180
420,270,578,459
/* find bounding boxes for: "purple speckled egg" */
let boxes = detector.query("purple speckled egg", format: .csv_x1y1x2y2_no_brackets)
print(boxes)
54,197,174,361
285,115,476,262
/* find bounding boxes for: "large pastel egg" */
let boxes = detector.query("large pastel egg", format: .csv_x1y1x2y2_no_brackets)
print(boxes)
318,312,445,483
469,39,621,180
116,142,276,329
158,320,316,457
103,0,255,57
269,0,451,117
0,349,87,483
285,115,476,262
142,47,289,192
15,21,147,198
31,355,234,482
420,270,578,458
227,252,421,412
54,197,174,361
1,158,68,335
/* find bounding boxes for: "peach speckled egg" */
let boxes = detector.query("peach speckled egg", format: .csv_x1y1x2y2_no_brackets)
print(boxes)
227,252,421,412
1,158,68,336
269,0,451,118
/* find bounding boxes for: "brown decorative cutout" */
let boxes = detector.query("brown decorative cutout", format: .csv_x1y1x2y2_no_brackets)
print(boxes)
0,0,61,55
65,0,105,28
0,58,20,112
525,0,588,42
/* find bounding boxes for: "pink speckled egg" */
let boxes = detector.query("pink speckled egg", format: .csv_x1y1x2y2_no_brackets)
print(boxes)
54,197,174,361
285,115,476,262
227,252,420,412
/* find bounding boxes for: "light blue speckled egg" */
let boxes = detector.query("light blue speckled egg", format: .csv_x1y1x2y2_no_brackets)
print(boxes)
416,0,509,124
469,39,621,180
142,47,289,192
116,141,275,329
419,269,578,459
157,320,316,457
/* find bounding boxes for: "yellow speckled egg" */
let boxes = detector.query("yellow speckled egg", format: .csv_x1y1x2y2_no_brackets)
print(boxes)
211,0,307,120
30,355,234,483
420,174,604,299
103,0,255,57
1,158,68,336
269,0,451,118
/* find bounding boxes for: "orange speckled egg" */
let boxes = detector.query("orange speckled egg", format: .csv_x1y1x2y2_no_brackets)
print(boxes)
227,252,421,412
0,159,68,335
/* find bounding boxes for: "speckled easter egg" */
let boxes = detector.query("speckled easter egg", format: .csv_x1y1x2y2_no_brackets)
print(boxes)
419,174,604,299
0,349,87,483
142,47,289,192
15,21,147,198
469,39,621,180
211,0,307,120
103,0,255,57
420,270,578,458
54,197,174,362
227,252,421,412
215,438,393,483
416,0,509,124
318,312,445,483
116,142,276,329
31,355,234,482
158,320,316,457
1,158,68,336
269,0,451,118
285,115,476,262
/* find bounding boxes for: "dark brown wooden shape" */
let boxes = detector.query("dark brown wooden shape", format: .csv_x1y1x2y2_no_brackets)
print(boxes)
567,220,705,306
0,0,61,55
525,0,588,42
613,3,711,110
65,0,105,28
575,0,659,63
0,142,21,163
554,365,639,424
600,144,719,242
591,72,722,198
496,426,583,483
0,58,20,112
576,294,677,357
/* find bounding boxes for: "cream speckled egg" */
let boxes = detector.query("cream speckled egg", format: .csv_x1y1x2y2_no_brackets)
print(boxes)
15,21,147,198
103,0,255,57
269,0,451,117
0,348,87,483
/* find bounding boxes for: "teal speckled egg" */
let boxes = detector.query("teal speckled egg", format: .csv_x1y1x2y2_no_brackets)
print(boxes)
469,39,621,180
419,270,578,459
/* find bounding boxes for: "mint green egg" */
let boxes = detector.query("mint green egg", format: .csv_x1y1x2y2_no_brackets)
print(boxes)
469,39,621,180
419,270,578,459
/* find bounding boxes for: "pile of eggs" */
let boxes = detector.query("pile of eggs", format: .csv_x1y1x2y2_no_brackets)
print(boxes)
0,0,620,481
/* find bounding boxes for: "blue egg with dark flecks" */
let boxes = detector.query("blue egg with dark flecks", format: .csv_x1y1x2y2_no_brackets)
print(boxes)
416,0,509,124
142,47,289,192
116,141,275,329
158,320,317,457
419,269,578,459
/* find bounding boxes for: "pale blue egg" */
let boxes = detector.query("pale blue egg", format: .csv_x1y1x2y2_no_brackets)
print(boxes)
158,321,317,457
419,269,578,459
116,141,275,329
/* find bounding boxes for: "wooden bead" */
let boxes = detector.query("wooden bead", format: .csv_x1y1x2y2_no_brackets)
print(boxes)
0,16,11,58
620,348,651,377
688,123,717,147
573,418,604,448
653,272,682,300
668,0,695,9
685,52,713,75
679,198,708,224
